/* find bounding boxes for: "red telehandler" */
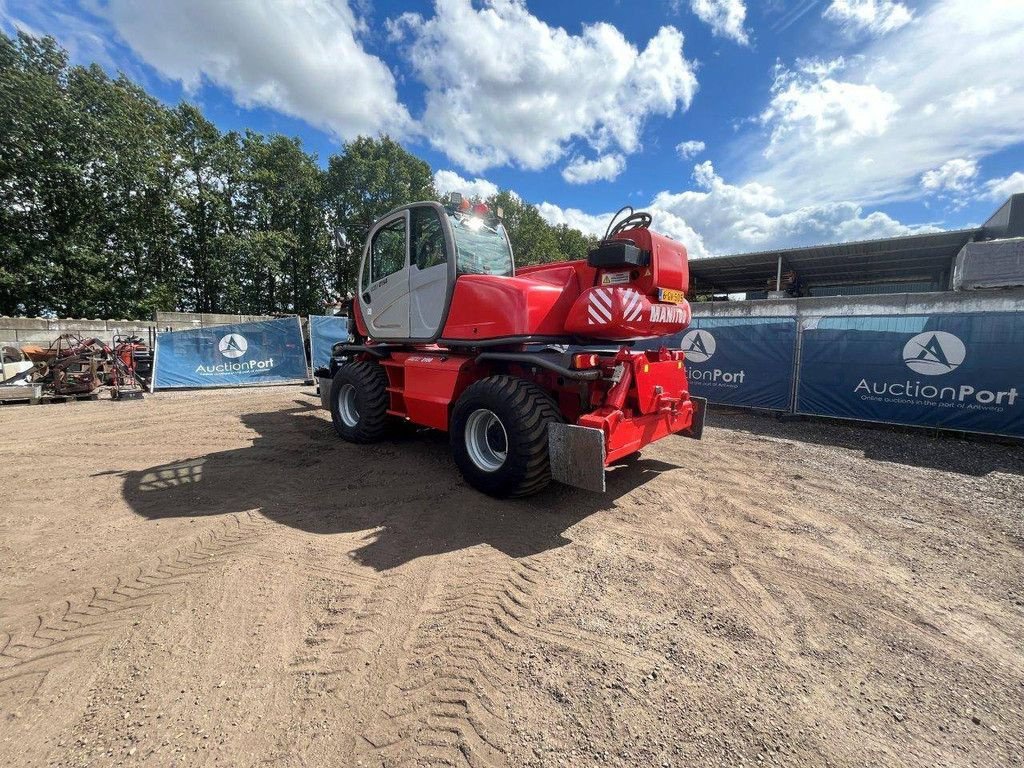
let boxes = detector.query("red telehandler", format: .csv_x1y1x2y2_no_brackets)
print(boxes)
317,197,705,497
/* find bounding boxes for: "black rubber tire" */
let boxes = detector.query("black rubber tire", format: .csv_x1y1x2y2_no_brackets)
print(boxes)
330,361,391,443
450,375,563,498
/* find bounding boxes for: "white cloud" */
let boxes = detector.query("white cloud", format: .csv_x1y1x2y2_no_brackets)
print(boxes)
920,158,978,194
748,0,1024,206
948,86,1006,115
390,0,697,172
433,169,499,200
536,203,612,238
0,0,142,78
823,0,913,37
982,172,1024,202
675,140,706,159
561,154,626,184
96,0,410,140
760,58,899,153
540,161,934,260
689,0,749,45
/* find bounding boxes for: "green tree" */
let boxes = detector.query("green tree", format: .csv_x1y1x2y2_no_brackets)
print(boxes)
67,65,179,317
0,31,596,320
234,132,329,314
324,136,435,298
172,104,239,313
552,223,598,262
0,33,90,316
486,191,561,266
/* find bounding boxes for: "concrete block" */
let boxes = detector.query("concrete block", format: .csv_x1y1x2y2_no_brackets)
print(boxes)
200,312,274,327
15,331,61,346
0,317,49,330
108,323,156,334
48,319,108,333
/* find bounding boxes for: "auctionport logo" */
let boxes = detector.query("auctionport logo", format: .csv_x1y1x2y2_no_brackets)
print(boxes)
196,333,274,375
854,329,1017,409
680,329,716,363
681,329,746,386
902,331,966,375
219,333,248,359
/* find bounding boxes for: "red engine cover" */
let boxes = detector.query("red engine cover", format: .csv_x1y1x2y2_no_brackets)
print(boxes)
435,227,692,343
612,228,689,293
440,262,588,340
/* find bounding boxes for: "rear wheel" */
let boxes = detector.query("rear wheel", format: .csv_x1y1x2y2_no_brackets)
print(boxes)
450,376,563,498
330,361,391,443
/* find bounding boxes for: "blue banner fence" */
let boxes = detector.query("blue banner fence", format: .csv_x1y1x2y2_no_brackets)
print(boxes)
153,316,308,389
796,312,1024,438
670,311,1023,438
672,317,798,411
308,315,352,372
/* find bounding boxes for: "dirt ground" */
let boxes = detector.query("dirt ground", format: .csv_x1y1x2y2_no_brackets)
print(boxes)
0,387,1022,768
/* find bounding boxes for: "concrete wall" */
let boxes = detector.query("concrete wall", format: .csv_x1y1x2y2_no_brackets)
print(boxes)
691,288,1024,319
153,311,275,329
1,312,276,351
0,317,157,350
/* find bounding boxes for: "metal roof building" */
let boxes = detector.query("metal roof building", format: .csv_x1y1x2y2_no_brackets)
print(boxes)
689,193,1024,299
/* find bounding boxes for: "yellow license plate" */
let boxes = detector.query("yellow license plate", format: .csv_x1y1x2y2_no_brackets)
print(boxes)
657,288,685,304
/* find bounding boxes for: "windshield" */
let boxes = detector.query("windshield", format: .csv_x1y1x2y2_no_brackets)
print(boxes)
448,214,513,277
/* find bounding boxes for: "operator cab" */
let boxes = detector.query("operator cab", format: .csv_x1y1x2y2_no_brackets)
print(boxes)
357,196,512,341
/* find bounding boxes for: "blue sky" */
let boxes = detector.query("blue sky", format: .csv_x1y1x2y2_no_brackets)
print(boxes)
3,0,1023,258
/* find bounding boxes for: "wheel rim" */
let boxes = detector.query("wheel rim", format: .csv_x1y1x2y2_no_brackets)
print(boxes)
337,383,359,427
465,409,508,472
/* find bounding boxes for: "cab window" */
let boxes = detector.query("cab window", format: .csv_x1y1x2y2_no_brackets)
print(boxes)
370,218,406,284
411,206,447,270
448,215,513,277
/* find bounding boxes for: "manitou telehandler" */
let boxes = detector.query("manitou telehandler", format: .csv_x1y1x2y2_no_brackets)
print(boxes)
317,196,705,497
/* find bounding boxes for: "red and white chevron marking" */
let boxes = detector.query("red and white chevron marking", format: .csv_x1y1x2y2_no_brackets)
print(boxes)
588,287,647,325
587,287,614,325
621,288,643,322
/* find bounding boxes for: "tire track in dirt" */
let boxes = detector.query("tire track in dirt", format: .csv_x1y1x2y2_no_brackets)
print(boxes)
0,511,270,709
276,530,455,766
356,548,537,768
352,547,665,768
280,557,407,765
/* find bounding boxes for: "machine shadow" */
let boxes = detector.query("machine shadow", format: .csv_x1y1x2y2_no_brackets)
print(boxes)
121,399,679,571
710,407,1024,477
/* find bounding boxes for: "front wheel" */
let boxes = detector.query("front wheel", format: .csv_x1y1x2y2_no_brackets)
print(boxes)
330,361,391,443
450,376,563,498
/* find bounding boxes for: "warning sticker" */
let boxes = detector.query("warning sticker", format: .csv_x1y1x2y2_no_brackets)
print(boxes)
601,271,631,285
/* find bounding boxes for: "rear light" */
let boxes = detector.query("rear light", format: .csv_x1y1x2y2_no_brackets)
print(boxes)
572,353,600,369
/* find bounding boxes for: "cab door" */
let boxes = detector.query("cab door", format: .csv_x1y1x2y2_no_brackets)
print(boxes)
360,212,410,339
409,204,452,339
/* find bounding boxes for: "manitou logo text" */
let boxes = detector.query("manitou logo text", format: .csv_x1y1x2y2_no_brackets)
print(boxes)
902,331,966,375
854,330,1018,409
218,333,248,359
650,304,686,324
